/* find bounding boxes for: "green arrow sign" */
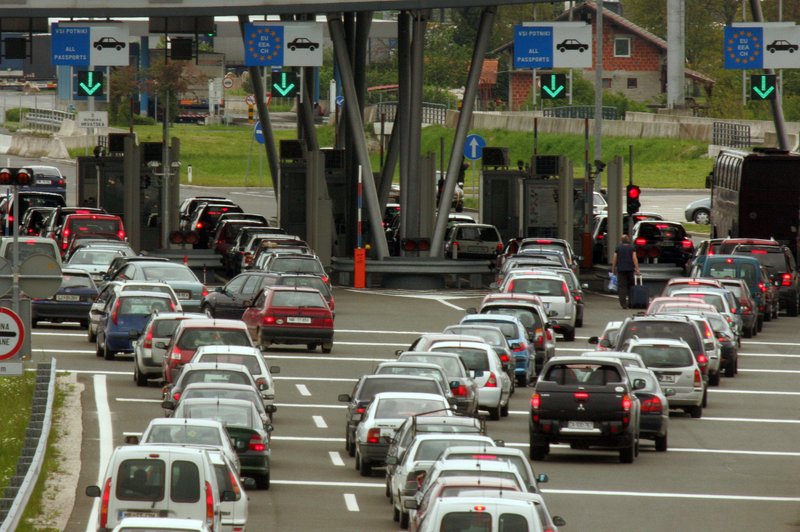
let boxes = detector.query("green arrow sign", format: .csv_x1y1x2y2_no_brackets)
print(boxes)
271,72,298,97
751,74,776,101
77,70,104,97
541,73,566,100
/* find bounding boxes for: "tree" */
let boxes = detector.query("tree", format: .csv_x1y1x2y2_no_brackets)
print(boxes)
108,66,141,126
144,60,207,122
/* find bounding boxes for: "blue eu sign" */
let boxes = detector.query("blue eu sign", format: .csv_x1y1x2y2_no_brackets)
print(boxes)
244,24,285,66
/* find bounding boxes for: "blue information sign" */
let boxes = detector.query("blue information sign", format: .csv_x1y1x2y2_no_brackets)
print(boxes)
51,24,90,66
514,25,553,69
254,121,265,144
244,24,285,66
464,134,486,161
335,95,345,107
724,26,764,69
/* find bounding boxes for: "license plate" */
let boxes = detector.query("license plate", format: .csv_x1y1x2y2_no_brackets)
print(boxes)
55,294,80,301
177,291,191,300
567,421,594,430
287,316,311,324
657,374,676,383
660,241,675,247
119,510,160,519
468,246,483,253
36,179,51,185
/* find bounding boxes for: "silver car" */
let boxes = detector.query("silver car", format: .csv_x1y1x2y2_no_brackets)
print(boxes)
624,338,704,418
500,271,577,341
190,345,280,408
132,312,207,386
444,223,502,260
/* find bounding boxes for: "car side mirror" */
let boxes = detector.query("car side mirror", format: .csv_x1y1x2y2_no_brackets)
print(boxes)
265,423,274,433
547,311,558,317
582,283,589,289
587,336,599,344
489,282,498,290
537,473,548,483
493,439,505,447
124,434,140,445
161,400,174,410
553,516,567,527
270,366,280,374
466,307,478,314
663,388,676,397
265,404,277,414
85,485,100,498
214,286,224,293
449,381,460,389
633,378,647,390
404,499,419,510
385,456,398,465
599,338,612,348
128,330,140,339
338,394,351,403
509,342,521,350
447,397,457,407
470,370,484,378
241,477,257,489
221,490,237,502
394,349,404,356
155,341,168,349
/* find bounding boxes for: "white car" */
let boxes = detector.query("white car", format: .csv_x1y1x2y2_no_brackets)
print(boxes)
354,392,451,477
387,433,496,529
417,459,527,506
112,518,211,532
139,417,241,474
428,340,511,420
207,450,250,532
500,270,578,341
438,445,548,493
190,344,279,408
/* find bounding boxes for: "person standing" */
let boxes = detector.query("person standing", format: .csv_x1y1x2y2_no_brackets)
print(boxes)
611,234,640,309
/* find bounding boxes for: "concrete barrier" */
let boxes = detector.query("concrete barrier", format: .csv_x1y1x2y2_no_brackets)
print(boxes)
7,135,69,159
0,135,11,155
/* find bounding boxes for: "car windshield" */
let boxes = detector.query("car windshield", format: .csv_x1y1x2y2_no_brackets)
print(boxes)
182,370,251,387
177,329,251,349
119,296,172,314
270,291,325,308
377,366,444,384
60,273,93,289
357,378,440,402
182,403,253,427
69,249,120,266
183,388,259,406
375,397,445,419
399,355,463,378
446,327,505,347
481,309,535,331
706,261,758,289
673,292,725,312
462,320,517,339
4,241,57,262
152,318,189,338
270,257,323,274
619,321,700,352
145,425,222,446
737,249,785,270
432,347,490,371
196,353,261,375
629,345,695,367
142,265,197,282
509,278,564,297
415,439,489,461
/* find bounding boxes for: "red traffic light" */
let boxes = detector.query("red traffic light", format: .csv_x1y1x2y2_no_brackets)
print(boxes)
0,168,32,186
627,185,641,200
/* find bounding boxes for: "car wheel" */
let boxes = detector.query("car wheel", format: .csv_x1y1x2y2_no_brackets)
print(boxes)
500,402,509,417
559,47,566,52
563,328,575,341
619,436,635,463
309,46,316,51
709,371,720,387
359,455,372,477
743,325,753,338
201,304,213,318
95,45,102,51
529,435,548,461
764,308,772,322
307,343,318,351
655,433,668,452
689,405,703,418
385,479,391,498
393,502,400,522
488,406,500,421
757,316,764,331
346,431,355,457
516,374,527,388
290,46,296,51
256,472,270,490
104,345,115,361
692,209,710,225
135,364,148,387
400,510,409,529
701,389,708,408
95,338,104,358
575,315,583,328
321,342,333,353
724,359,736,378
79,319,89,329
88,326,96,343
788,293,800,316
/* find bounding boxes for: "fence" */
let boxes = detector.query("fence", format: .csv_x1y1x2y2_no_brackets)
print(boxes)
712,121,751,148
21,109,75,132
375,101,447,125
542,105,619,120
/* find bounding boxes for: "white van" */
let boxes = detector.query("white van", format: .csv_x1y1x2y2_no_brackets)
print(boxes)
0,235,61,266
86,444,235,532
418,495,545,532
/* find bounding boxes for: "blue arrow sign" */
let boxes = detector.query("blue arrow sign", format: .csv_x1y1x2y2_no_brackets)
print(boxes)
335,95,345,107
464,134,486,161
514,25,553,69
254,121,265,144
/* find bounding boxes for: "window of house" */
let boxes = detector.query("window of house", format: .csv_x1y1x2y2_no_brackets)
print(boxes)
614,36,632,57
602,78,612,89
627,78,638,89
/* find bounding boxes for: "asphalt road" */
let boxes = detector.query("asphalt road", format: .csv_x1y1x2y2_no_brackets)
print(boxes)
27,285,800,532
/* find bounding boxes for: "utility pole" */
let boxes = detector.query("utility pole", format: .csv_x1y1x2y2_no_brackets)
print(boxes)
593,0,603,191
666,0,685,108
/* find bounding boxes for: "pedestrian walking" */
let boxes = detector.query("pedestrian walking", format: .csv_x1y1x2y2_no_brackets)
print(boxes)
611,234,640,309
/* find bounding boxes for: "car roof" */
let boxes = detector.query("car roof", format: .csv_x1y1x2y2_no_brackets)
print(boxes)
183,382,258,392
406,415,481,427
376,361,445,370
176,318,249,329
151,312,207,320
443,445,524,458
429,340,493,351
626,338,692,348
371,392,448,401
178,397,255,408
412,434,494,444
180,362,253,373
193,345,262,355
146,417,224,429
433,459,520,473
399,351,462,360
429,476,519,488
117,290,174,299
547,355,627,367
360,374,439,382
62,268,93,276
462,314,521,324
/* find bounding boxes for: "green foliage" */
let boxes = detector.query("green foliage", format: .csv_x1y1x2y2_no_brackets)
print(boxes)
5,108,23,122
0,373,35,494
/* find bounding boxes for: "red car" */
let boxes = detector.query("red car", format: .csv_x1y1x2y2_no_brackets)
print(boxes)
242,286,334,353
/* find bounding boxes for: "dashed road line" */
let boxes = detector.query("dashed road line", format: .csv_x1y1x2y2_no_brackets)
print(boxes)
296,384,312,396
274,376,358,382
329,451,345,466
343,493,360,512
313,415,328,428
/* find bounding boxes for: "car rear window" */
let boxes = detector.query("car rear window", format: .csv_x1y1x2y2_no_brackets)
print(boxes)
279,276,330,296
673,293,725,312
183,370,251,387
153,318,188,338
196,353,261,375
183,389,257,405
61,273,93,289
146,425,222,446
446,327,505,346
177,328,251,349
432,347,490,371
68,217,121,234
376,366,443,383
375,397,444,419
119,296,172,314
442,512,492,531
116,459,165,501
357,378,440,402
70,249,121,266
508,278,565,297
619,321,701,353
415,439,488,461
399,355,462,378
481,309,536,330
519,242,567,256
170,460,200,503
183,403,253,427
544,363,623,385
143,265,197,282
23,194,64,208
123,284,174,297
706,260,758,289
638,223,686,240
463,319,517,339
736,249,787,271
270,257,323,274
3,241,57,263
270,290,325,308
628,345,695,367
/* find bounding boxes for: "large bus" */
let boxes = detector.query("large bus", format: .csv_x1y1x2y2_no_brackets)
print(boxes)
710,147,800,258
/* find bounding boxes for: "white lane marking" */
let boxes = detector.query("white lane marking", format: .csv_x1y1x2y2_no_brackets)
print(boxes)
274,376,358,382
709,389,800,396
117,398,161,403
34,349,98,354
335,329,432,335
507,410,800,423
272,479,381,488
296,384,312,396
271,436,344,442
334,341,408,347
434,297,466,311
739,369,800,374
740,353,800,359
742,340,800,347
276,403,345,409
312,415,328,429
265,355,393,362
329,451,345,466
33,331,84,337
86,375,113,532
541,488,800,502
343,493,360,512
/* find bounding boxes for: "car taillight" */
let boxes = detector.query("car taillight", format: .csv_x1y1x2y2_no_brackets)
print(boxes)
758,282,767,292
635,237,647,246
484,372,497,388
321,275,330,285
717,336,728,343
99,478,111,528
356,406,366,414
168,301,175,312
507,280,514,291
495,242,504,253
531,392,541,410
117,230,125,240
228,469,241,498
256,377,267,389
263,314,276,325
561,281,570,299
546,329,554,342
172,391,181,401
170,346,184,360
696,354,708,369
205,481,214,526
681,239,693,249
573,291,582,301
534,334,544,348
196,222,204,229
640,395,663,413
740,303,752,314
452,384,468,396
57,178,65,187
367,428,381,444
703,323,713,339
244,253,253,266
597,234,605,240
110,299,120,325
322,317,334,327
621,394,632,412
782,273,792,287
143,327,153,349
249,434,267,452
499,353,510,363
694,369,702,387
574,391,589,401
202,286,209,298
512,342,527,353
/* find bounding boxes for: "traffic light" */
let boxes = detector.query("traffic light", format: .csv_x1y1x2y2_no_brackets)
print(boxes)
751,74,777,101
626,184,641,214
77,70,104,97
540,73,567,100
0,168,32,187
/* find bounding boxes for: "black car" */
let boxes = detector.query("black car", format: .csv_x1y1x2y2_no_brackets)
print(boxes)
703,312,738,378
0,191,66,234
94,37,126,50
187,202,244,249
337,375,449,458
592,212,663,264
288,37,319,51
31,268,98,328
631,220,694,267
767,39,798,53
223,226,288,276
732,243,800,316
556,39,588,52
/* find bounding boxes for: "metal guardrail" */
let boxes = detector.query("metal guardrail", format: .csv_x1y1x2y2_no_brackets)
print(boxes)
375,101,448,125
331,256,493,289
21,109,75,132
712,121,751,148
542,105,619,120
0,359,56,531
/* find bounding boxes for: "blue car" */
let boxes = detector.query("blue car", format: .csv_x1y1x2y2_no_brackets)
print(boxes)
96,291,176,361
31,268,97,328
459,313,534,386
